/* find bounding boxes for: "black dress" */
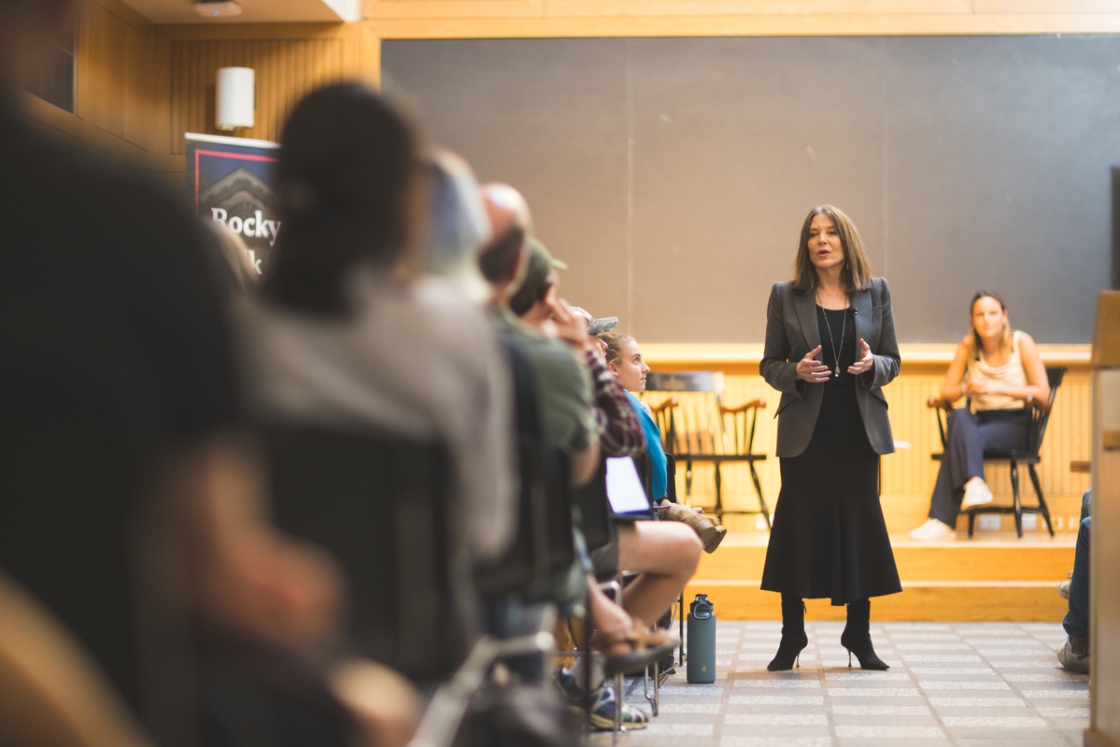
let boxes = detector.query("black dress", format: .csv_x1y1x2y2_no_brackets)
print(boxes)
760,306,902,606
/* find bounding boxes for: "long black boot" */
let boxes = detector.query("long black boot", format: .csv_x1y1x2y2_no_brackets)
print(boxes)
840,599,889,670
767,595,808,671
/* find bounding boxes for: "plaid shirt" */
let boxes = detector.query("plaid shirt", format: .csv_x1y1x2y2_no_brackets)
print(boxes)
584,348,646,457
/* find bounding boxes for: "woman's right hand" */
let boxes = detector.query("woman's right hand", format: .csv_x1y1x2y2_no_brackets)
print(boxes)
796,345,830,383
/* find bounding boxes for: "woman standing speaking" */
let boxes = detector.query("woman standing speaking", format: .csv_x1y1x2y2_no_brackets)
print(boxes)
759,205,902,671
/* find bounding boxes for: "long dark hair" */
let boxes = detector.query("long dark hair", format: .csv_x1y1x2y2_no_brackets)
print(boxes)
791,205,874,293
266,83,420,315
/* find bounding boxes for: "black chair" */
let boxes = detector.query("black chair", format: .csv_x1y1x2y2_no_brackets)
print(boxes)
476,343,574,600
261,422,470,685
645,372,770,526
928,366,1066,538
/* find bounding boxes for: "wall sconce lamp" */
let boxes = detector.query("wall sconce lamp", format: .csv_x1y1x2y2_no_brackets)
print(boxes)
216,66,255,131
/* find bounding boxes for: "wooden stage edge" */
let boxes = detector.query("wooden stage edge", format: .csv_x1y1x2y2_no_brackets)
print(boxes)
686,531,1075,622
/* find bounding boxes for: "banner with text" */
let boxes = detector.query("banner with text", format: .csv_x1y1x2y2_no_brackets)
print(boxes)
186,132,281,276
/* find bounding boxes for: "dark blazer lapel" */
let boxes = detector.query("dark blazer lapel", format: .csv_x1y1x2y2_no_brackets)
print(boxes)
851,286,872,344
794,289,821,351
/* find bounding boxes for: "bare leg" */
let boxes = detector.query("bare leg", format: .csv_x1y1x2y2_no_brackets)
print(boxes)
616,522,702,627
586,577,634,657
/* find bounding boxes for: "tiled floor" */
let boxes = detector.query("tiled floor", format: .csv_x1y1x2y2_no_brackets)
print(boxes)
592,621,1088,747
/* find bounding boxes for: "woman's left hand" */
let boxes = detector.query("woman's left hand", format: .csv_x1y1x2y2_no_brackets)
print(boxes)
847,338,875,375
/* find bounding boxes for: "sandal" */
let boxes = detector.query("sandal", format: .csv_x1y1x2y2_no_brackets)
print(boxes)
591,622,679,677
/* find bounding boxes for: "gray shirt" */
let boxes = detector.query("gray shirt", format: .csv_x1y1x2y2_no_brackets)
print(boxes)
237,267,516,562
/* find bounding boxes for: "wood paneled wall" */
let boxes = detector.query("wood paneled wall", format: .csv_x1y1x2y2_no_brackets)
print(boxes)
362,0,1120,37
170,38,346,153
641,348,1093,534
28,1,1120,173
23,9,377,176
22,0,174,171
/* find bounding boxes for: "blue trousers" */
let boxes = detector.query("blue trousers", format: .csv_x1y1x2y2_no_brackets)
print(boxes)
928,408,1028,526
1063,489,1091,639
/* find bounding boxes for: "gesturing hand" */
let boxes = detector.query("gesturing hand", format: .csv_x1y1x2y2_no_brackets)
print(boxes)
848,338,875,375
796,345,830,383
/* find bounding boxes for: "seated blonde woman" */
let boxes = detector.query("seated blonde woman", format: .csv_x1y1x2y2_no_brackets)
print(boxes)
597,330,726,553
909,291,1050,541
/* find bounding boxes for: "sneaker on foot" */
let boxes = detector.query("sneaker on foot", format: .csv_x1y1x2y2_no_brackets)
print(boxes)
960,477,994,510
1057,638,1090,674
908,518,956,541
555,667,649,730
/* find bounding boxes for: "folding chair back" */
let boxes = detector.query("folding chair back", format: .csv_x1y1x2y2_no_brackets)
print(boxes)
262,422,470,684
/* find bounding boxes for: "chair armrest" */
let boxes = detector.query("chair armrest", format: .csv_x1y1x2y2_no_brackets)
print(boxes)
649,397,678,416
1026,396,1052,413
720,399,766,415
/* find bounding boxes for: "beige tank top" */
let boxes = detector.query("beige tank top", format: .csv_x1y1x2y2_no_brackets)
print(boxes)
968,330,1027,411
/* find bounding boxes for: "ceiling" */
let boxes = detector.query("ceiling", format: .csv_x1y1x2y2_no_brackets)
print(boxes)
119,0,361,23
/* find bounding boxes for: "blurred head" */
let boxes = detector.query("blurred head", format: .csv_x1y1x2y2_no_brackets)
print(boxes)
0,0,78,94
477,184,533,306
267,83,422,315
509,238,565,320
420,148,490,301
600,332,649,393
969,290,1012,355
792,205,872,293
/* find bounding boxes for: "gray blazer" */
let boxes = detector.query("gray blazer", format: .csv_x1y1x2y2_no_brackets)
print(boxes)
759,278,900,458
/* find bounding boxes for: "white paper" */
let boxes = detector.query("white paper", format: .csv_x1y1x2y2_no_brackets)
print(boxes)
605,457,650,514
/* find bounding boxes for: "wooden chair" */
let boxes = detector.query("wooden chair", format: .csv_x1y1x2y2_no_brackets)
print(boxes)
645,372,770,526
927,366,1066,538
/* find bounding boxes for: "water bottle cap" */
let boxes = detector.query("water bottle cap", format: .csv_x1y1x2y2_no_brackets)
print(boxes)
690,594,713,619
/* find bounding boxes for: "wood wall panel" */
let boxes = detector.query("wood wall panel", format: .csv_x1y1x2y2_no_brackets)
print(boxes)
24,0,172,170
645,367,1092,535
362,1,1120,37
170,38,346,153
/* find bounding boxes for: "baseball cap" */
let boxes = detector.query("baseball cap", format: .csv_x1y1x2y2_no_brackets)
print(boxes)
509,237,567,315
571,306,619,335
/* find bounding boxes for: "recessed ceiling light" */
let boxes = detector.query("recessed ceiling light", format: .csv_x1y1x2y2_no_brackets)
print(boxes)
194,1,242,17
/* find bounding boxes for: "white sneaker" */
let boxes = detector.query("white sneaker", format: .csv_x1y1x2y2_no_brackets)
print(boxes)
1057,638,1090,674
960,477,994,511
908,518,956,541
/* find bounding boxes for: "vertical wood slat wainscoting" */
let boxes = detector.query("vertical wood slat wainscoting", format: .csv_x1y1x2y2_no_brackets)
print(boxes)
641,346,1092,534
170,38,347,153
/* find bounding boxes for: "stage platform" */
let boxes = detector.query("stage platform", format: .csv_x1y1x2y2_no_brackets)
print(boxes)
684,531,1075,622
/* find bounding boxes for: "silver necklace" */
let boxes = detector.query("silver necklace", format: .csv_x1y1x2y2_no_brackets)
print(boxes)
819,300,848,378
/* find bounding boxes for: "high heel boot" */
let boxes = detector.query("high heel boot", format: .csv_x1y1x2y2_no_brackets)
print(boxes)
767,596,808,671
840,598,889,670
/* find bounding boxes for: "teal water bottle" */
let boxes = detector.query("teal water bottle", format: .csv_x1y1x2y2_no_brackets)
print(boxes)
687,594,716,683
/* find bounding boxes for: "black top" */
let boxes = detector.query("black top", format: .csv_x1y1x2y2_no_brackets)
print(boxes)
816,306,857,389
0,97,240,729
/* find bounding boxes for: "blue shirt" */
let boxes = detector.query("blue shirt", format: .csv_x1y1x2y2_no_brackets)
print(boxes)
626,391,667,501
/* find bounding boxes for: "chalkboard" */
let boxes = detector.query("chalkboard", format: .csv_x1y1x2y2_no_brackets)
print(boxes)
383,36,1120,344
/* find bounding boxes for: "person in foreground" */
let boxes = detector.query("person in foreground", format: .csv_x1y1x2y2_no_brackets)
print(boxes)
759,205,902,672
909,291,1050,541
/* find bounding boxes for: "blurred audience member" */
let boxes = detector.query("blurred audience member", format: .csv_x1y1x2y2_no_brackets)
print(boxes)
421,148,491,301
512,241,703,630
240,83,516,566
0,3,341,746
